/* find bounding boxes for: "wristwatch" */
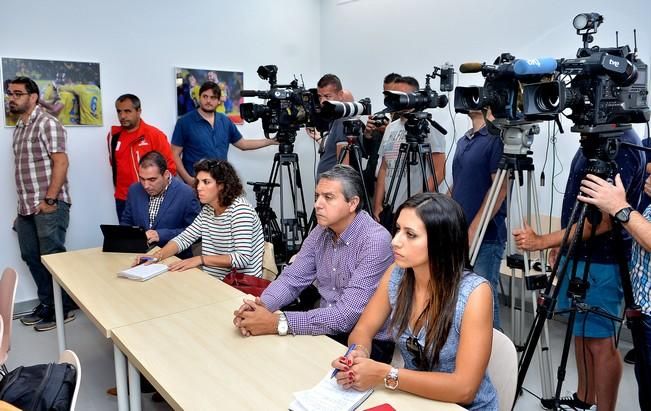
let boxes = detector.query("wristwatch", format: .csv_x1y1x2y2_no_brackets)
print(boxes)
277,312,288,336
614,206,634,224
384,367,399,390
44,198,57,206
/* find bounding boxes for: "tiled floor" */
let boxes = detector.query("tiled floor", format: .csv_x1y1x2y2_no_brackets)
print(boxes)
8,305,639,410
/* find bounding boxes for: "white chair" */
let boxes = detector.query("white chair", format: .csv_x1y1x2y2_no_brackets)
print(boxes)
0,268,18,375
58,350,81,411
487,329,518,411
262,242,278,281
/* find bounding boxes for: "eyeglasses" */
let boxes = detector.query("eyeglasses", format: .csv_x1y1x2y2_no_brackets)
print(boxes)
5,91,30,99
406,335,428,370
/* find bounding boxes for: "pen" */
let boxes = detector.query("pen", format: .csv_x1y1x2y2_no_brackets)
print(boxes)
331,344,356,378
137,256,158,265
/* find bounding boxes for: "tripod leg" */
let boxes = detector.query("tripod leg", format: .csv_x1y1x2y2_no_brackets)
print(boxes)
384,144,409,213
527,172,554,400
417,143,438,193
470,167,508,264
512,168,529,347
292,158,308,237
348,145,373,215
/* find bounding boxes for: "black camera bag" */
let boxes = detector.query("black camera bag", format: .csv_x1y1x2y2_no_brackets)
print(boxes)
0,362,76,411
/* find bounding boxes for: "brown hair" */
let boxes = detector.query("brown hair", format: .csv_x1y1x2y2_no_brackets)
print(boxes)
193,159,243,208
390,193,470,369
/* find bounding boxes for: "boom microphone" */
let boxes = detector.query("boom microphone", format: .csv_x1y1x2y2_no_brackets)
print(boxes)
513,58,558,76
459,62,484,73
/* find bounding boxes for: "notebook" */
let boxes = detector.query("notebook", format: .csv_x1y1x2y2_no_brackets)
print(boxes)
118,264,168,281
100,224,153,253
289,372,373,411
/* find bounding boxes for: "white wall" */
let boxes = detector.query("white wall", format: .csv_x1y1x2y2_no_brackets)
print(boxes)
0,0,321,303
320,0,650,220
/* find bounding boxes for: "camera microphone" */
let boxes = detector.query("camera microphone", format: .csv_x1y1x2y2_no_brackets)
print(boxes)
459,62,484,73
513,58,558,76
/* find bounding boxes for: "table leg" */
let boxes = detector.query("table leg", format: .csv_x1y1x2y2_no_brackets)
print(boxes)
52,278,66,353
114,345,129,411
128,361,142,411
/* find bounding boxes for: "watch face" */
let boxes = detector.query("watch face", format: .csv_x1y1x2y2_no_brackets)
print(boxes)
616,207,632,223
384,376,398,390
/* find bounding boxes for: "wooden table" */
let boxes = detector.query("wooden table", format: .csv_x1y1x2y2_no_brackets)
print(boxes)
112,298,464,411
42,247,243,411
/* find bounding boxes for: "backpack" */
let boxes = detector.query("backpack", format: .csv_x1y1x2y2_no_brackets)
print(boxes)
0,363,76,411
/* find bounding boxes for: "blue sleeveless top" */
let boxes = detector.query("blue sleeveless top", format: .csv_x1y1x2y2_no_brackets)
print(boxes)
388,266,498,410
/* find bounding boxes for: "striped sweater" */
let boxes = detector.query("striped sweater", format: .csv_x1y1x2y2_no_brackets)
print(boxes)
171,196,264,279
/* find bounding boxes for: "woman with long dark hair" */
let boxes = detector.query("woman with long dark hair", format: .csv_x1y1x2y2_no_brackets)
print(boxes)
331,193,497,409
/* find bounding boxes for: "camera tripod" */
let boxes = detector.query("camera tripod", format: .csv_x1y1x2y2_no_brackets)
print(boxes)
516,124,649,410
337,135,373,215
379,112,443,231
248,132,308,263
467,120,555,406
305,120,373,232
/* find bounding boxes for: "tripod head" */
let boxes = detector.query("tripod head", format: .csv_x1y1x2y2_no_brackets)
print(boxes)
275,130,298,154
575,123,630,180
403,111,447,145
490,118,541,156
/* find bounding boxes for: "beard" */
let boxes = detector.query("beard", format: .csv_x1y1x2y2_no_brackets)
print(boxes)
9,102,27,114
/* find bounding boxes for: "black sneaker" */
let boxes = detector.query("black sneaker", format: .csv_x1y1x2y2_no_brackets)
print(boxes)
19,303,52,326
541,393,594,410
624,348,636,365
33,311,76,332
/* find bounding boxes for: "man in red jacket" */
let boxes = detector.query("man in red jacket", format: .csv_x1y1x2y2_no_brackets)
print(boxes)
107,94,176,219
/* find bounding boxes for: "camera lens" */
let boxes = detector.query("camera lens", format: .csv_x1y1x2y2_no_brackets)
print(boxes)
535,85,560,111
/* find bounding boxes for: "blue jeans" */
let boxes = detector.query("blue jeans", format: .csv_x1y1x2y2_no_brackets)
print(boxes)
15,201,75,311
635,314,651,410
473,240,505,330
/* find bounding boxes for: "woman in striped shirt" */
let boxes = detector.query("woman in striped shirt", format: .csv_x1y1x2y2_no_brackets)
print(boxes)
151,159,264,279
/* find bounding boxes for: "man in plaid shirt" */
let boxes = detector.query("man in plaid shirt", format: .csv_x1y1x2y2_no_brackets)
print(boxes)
8,77,76,332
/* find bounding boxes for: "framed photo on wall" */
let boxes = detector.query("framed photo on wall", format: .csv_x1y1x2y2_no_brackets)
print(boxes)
2,57,102,127
175,67,243,124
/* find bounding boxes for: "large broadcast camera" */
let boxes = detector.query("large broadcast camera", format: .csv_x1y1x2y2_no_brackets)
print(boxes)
383,65,454,140
454,53,557,122
521,13,650,129
240,65,371,151
454,54,554,155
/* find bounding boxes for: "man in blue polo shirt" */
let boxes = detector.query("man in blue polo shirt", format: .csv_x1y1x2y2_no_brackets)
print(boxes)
450,109,506,329
171,81,276,185
514,129,645,410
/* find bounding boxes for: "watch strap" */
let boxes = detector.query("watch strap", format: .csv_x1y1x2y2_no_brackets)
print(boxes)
384,367,399,390
277,311,288,336
614,206,634,223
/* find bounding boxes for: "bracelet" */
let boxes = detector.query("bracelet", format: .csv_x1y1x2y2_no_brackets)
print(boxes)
354,344,370,358
200,255,205,266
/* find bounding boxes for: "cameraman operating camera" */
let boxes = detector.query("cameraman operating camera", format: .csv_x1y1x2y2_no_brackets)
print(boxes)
513,129,645,410
313,74,349,176
373,76,446,220
577,171,651,411
362,73,401,201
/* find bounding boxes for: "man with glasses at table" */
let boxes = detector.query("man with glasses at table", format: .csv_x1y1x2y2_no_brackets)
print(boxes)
7,77,77,332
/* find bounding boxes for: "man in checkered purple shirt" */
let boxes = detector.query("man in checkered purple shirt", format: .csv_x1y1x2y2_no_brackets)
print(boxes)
8,77,76,332
234,165,396,363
